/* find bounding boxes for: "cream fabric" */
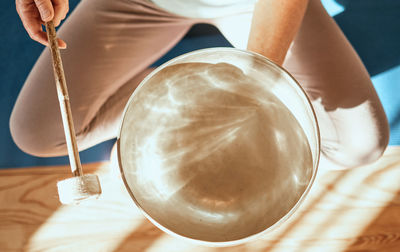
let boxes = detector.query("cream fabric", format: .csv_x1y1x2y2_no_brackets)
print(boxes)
151,0,257,18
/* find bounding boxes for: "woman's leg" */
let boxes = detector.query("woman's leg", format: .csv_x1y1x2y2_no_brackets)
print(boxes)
10,0,194,157
214,0,389,168
282,0,389,168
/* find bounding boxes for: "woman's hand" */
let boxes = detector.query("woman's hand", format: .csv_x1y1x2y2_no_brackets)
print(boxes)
16,0,69,48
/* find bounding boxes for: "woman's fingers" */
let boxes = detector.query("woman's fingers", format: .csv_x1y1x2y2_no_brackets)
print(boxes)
58,38,67,49
33,0,54,22
16,0,67,48
19,9,67,48
17,0,48,45
21,17,67,49
53,0,69,27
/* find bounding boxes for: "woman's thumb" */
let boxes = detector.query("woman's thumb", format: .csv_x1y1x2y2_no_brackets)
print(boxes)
34,0,54,22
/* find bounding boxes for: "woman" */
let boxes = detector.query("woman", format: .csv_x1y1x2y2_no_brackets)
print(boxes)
11,0,389,169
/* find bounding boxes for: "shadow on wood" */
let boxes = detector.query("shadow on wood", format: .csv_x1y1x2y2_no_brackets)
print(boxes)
345,175,400,250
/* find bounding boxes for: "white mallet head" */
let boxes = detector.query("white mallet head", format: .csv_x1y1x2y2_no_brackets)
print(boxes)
57,174,102,204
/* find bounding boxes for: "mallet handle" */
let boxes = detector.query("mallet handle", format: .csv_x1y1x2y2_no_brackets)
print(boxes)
45,21,83,177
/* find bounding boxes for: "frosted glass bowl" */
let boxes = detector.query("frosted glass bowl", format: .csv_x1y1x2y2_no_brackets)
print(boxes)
117,48,320,246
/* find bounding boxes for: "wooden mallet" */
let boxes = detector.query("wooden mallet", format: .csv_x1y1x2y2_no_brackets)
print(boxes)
45,21,101,204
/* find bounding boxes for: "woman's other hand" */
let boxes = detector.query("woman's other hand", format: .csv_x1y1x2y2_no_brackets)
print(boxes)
16,0,69,48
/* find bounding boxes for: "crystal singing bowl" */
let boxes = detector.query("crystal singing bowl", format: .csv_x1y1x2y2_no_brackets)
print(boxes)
117,48,320,246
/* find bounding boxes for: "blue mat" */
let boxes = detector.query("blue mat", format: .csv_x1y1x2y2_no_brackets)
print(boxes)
0,0,399,168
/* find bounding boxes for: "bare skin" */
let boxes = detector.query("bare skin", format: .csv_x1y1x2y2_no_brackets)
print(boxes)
248,0,309,65
15,0,69,48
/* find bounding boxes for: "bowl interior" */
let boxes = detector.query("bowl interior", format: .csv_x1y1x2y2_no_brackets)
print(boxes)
118,48,320,244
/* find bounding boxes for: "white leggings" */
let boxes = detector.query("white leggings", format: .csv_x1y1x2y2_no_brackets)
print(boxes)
10,0,389,169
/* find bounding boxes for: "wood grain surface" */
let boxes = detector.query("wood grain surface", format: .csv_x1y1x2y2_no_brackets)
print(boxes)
1,147,399,252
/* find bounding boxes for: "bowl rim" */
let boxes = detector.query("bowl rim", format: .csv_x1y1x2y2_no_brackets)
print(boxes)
116,47,321,247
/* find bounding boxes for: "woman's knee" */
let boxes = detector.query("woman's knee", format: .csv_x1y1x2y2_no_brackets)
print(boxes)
9,102,65,157
324,136,388,168
320,104,390,168
9,68,70,157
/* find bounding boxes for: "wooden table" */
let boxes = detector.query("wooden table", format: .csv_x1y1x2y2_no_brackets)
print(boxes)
1,147,399,252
